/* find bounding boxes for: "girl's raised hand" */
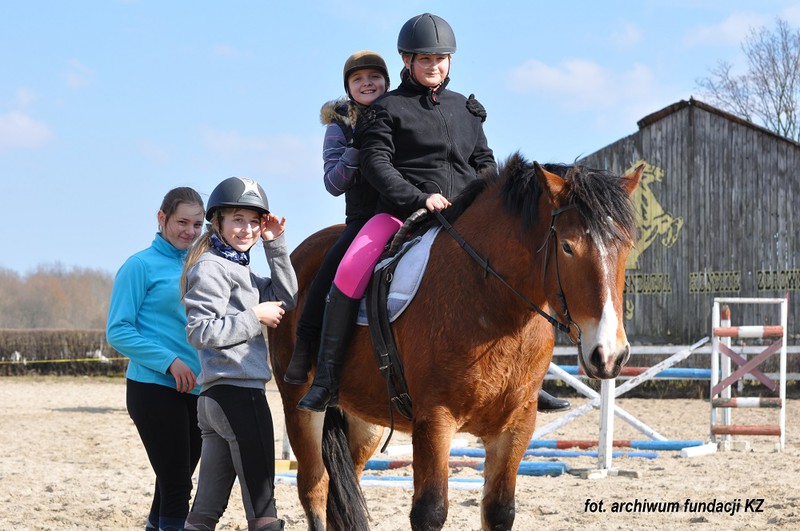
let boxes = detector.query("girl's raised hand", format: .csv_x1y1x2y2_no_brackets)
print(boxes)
261,213,286,241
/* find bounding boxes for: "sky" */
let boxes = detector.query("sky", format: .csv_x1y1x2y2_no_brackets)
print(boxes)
2,1,799,277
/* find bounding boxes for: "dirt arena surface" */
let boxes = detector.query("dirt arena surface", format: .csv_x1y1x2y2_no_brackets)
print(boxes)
0,376,797,530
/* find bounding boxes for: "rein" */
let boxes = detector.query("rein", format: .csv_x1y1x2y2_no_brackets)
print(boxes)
433,208,577,339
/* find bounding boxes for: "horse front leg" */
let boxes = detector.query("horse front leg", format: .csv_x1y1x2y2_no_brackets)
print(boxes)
481,411,537,530
410,411,456,531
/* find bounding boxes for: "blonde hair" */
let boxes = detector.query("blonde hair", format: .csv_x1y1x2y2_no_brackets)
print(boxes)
180,226,214,297
181,208,228,296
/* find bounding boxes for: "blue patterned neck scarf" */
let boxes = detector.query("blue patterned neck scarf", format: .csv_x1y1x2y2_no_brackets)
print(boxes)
210,233,250,266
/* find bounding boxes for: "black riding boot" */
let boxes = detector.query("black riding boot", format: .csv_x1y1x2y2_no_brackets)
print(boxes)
284,334,319,384
297,285,360,412
537,389,570,412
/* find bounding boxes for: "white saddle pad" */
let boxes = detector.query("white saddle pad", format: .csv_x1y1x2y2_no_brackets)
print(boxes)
356,226,442,326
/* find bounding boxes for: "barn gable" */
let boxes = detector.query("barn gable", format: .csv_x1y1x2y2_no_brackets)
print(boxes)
580,98,799,344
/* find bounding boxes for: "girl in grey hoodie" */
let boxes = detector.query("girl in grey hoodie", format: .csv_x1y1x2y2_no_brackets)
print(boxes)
181,177,297,531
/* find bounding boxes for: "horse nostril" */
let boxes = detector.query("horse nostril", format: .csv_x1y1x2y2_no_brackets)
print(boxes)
590,345,604,370
620,344,631,366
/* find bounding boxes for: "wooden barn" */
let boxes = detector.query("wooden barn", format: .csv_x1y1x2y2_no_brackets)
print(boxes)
579,98,798,345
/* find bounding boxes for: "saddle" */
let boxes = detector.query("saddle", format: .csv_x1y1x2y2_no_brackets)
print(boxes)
365,209,432,422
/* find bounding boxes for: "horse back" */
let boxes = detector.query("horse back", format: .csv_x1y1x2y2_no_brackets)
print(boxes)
289,224,345,287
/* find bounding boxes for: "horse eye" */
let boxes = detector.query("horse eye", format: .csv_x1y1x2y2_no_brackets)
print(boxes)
561,241,573,255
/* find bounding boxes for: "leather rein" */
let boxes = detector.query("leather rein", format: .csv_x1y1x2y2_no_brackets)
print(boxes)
433,207,580,342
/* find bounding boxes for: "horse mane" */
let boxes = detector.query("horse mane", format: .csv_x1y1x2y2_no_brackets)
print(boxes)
540,161,636,246
436,152,635,246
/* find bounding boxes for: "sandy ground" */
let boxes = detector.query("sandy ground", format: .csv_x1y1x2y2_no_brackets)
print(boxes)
0,376,797,531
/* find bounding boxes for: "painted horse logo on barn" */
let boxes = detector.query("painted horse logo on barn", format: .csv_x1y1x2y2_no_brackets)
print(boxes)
624,159,683,269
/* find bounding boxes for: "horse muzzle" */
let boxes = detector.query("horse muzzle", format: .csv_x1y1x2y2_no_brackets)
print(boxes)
579,342,630,379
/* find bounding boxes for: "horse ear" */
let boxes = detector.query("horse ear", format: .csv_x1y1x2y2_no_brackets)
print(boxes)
623,164,644,196
534,161,565,202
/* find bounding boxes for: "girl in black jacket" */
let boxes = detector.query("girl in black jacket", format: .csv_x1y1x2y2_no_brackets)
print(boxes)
298,13,494,411
299,13,569,414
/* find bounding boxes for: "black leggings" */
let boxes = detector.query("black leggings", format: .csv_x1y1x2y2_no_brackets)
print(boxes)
127,379,201,526
295,219,367,340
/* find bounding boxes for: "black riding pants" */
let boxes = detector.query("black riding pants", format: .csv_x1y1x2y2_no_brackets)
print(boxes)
126,379,201,529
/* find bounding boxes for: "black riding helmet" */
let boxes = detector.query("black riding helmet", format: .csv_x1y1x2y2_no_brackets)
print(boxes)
205,177,270,221
343,50,390,99
397,13,457,55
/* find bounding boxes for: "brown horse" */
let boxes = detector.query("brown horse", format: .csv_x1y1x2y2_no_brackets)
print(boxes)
270,153,642,530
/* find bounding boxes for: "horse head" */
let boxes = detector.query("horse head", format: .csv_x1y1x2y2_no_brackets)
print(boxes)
534,161,642,379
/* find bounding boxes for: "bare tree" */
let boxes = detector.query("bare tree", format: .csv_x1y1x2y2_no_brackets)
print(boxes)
697,18,800,141
0,265,113,329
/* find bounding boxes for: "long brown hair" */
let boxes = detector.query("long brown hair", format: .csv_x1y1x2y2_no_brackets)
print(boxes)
159,187,204,230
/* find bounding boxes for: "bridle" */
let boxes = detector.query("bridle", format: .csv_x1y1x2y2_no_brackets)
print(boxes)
433,206,580,343
538,204,582,342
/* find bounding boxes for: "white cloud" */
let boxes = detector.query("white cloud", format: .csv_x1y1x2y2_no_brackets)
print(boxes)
508,59,658,111
15,88,35,108
0,111,54,151
212,44,254,60
199,126,320,179
137,140,171,164
65,59,95,88
683,12,771,48
782,5,800,26
214,44,235,57
611,23,643,49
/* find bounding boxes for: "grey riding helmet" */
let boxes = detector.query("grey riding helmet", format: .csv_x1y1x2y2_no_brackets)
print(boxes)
205,177,270,221
397,13,457,55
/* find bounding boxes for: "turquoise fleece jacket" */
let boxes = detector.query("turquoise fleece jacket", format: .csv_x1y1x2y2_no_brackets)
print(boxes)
106,234,201,393
183,234,298,391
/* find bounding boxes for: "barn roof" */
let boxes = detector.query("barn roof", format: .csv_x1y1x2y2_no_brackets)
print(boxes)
636,97,800,149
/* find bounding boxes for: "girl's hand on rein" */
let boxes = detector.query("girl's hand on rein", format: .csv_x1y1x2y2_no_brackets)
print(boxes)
425,193,451,212
261,213,286,241
253,301,285,328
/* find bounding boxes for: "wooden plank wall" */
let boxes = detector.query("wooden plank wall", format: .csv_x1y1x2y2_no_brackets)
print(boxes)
580,102,799,352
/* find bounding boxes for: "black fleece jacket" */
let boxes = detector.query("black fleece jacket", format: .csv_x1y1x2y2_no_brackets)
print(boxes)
360,71,497,220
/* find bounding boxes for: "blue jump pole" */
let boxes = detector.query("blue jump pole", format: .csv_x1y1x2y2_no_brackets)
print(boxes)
527,439,705,451
450,447,659,460
365,458,570,477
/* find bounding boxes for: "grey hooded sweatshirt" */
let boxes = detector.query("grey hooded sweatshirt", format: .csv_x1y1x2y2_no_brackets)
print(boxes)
183,234,297,391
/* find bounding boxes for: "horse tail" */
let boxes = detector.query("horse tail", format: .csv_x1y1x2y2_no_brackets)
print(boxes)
322,407,370,531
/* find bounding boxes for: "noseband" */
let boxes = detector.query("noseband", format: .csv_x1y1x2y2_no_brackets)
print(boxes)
433,208,577,341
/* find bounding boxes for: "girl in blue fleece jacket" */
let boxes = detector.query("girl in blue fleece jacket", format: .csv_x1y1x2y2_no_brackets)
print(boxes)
106,186,205,531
